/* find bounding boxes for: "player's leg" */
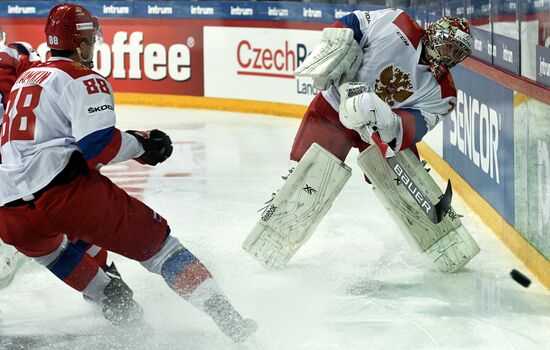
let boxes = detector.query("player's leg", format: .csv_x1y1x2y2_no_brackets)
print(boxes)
70,239,137,312
290,93,358,162
0,204,142,325
32,236,143,324
0,237,108,292
243,143,352,268
71,240,109,271
50,169,256,342
243,94,357,268
140,234,257,342
357,145,480,272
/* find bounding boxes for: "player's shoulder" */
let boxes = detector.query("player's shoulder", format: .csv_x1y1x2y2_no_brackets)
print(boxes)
36,59,98,80
6,43,31,57
386,10,425,48
367,8,409,23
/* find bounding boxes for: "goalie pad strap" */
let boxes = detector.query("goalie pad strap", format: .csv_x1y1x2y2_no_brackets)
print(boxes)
357,146,479,273
243,143,351,268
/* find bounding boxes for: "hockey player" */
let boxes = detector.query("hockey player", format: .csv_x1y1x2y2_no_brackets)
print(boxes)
0,4,257,342
0,41,114,289
243,9,480,272
0,40,41,287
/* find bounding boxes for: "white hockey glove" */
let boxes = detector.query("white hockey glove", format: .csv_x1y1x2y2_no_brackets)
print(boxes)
294,28,363,90
338,82,402,148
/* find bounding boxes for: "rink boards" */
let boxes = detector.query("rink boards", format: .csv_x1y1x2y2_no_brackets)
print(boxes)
1,2,549,289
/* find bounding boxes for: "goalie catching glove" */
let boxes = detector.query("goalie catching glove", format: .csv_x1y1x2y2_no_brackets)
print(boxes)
338,82,403,150
294,28,363,90
126,129,173,166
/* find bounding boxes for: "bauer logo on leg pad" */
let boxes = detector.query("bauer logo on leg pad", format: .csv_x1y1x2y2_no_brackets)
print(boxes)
393,163,432,214
358,147,480,272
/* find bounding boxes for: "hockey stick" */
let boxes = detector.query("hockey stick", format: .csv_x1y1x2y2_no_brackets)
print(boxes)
361,125,452,224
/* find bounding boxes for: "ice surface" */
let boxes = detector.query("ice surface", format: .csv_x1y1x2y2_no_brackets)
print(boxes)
1,106,549,350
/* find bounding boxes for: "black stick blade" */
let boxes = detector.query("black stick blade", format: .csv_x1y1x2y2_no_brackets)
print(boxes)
435,180,453,223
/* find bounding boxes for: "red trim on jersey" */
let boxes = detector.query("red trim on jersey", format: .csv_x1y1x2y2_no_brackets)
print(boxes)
36,59,96,80
331,21,346,28
392,12,425,49
438,71,457,99
393,109,416,151
63,254,100,291
87,128,122,169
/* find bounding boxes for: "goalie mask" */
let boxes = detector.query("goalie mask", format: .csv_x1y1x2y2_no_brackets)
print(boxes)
424,17,473,76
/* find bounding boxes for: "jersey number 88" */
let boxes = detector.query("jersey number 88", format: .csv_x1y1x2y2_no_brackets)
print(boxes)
1,85,40,146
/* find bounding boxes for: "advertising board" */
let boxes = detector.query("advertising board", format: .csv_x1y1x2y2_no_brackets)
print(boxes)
204,26,321,105
443,65,515,225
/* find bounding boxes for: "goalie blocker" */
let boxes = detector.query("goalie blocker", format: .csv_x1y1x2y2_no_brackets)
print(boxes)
243,143,351,268
358,146,480,273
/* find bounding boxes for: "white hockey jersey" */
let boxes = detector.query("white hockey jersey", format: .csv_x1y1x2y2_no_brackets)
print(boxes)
0,57,142,205
323,9,457,140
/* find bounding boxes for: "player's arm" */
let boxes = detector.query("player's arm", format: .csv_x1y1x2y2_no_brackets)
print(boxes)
339,82,441,151
337,83,416,150
391,74,459,150
332,10,370,46
294,9,398,90
60,76,170,168
293,10,375,90
391,108,429,151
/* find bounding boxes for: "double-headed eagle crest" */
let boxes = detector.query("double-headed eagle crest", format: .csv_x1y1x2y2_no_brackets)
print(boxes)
374,65,414,106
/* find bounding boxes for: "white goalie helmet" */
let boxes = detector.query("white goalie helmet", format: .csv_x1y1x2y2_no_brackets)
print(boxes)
424,16,473,75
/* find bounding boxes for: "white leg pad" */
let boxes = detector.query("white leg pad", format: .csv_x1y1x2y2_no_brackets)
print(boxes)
357,146,480,273
243,143,352,268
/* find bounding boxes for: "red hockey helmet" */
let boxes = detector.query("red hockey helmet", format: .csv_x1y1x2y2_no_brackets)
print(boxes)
44,4,100,51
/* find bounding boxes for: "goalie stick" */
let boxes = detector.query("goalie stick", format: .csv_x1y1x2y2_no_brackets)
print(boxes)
362,126,452,224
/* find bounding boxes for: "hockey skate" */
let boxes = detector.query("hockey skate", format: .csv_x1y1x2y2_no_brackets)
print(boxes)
102,263,143,326
203,294,258,342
